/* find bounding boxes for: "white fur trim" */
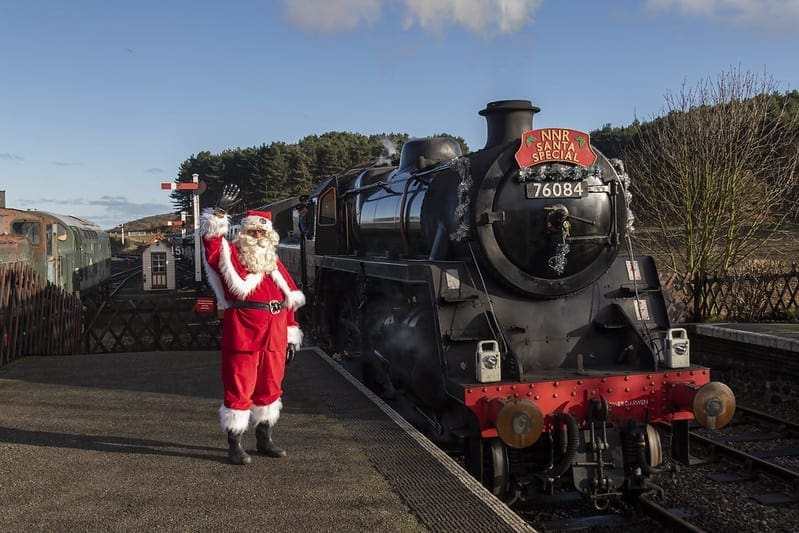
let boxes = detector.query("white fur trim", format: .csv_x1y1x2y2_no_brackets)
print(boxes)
217,239,264,298
271,269,306,310
202,251,229,309
241,215,274,232
287,326,303,350
250,398,282,427
219,404,250,434
285,290,306,311
200,208,230,238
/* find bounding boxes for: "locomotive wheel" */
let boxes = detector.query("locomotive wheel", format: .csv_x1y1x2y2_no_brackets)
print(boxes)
645,423,663,468
483,438,509,500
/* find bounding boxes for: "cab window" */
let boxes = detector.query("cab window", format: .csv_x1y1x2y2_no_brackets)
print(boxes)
318,188,336,226
12,221,41,245
56,224,68,242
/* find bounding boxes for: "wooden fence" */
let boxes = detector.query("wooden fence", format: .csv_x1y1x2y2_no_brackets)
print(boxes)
0,262,83,366
82,293,221,353
3,260,798,367
661,266,799,323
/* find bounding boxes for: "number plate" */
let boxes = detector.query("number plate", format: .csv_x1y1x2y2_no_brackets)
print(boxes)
525,181,586,199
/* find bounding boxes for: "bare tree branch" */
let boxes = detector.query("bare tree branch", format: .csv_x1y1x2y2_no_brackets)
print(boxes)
625,67,799,278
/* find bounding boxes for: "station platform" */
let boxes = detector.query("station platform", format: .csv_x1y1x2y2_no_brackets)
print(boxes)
0,348,533,532
685,322,799,352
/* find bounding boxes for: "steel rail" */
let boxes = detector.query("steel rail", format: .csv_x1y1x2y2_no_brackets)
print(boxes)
735,405,799,434
691,431,799,483
109,267,142,297
657,405,799,485
636,495,707,532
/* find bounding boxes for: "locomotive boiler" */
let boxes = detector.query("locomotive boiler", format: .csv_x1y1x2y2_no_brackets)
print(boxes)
274,100,736,505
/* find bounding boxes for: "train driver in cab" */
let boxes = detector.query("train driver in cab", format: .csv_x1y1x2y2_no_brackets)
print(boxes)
295,194,310,238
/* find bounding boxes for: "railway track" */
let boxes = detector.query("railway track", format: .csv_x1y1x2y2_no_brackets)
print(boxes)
108,254,142,296
108,256,196,297
691,405,799,503
512,404,799,532
634,404,799,531
109,265,142,296
635,496,705,532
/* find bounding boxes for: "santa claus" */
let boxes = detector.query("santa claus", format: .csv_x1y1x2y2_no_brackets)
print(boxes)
201,199,304,465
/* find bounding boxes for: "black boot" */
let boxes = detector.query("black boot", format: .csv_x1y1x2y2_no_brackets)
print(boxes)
255,423,286,458
227,430,252,465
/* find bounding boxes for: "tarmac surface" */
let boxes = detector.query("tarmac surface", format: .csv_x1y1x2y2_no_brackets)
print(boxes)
0,348,532,533
6,323,791,532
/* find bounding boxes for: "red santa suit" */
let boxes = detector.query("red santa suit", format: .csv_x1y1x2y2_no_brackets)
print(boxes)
200,208,304,437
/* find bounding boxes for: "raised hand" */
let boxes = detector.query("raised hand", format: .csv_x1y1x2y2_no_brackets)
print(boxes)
215,184,241,215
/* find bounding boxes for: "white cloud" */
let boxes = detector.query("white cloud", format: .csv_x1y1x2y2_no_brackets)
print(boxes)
401,0,540,36
20,196,174,229
282,0,383,33
280,0,541,37
646,0,799,33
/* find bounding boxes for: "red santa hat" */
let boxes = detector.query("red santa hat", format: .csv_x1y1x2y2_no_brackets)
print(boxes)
241,210,272,231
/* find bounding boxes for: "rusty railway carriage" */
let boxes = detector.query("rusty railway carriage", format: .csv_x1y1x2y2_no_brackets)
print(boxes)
273,100,736,506
0,208,111,296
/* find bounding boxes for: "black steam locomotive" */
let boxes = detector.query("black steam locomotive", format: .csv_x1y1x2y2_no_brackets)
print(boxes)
273,100,735,505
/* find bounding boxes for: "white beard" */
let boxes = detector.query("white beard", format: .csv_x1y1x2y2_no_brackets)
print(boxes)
236,232,279,274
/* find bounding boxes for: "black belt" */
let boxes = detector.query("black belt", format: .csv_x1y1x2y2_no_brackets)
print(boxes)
227,300,285,314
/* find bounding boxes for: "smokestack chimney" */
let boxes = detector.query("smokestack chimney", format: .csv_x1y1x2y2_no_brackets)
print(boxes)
0,190,5,209
479,100,540,150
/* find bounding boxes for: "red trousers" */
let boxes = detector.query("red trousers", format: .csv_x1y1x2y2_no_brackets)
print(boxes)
221,347,285,410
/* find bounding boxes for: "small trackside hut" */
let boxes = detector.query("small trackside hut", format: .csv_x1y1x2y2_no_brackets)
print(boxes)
142,237,176,291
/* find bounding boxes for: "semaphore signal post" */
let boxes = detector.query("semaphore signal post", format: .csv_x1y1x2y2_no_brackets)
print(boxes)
161,173,206,283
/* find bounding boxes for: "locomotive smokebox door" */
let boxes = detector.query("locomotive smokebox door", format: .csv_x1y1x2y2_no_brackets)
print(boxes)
476,340,501,382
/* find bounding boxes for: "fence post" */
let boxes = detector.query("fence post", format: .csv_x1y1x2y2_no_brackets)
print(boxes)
692,271,702,322
154,311,161,351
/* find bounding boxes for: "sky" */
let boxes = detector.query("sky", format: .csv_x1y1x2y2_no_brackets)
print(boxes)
1,0,798,230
